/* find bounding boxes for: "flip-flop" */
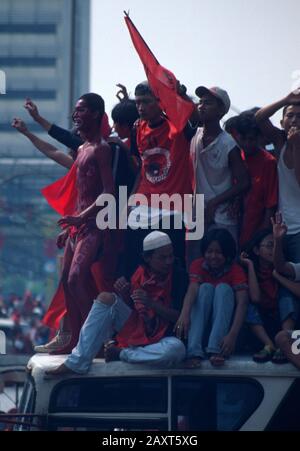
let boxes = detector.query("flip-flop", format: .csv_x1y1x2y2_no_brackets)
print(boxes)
184,357,203,369
272,348,288,364
209,354,225,367
253,346,275,363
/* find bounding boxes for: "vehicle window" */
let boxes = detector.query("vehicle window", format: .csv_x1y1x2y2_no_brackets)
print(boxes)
173,377,264,431
14,376,36,431
49,377,168,414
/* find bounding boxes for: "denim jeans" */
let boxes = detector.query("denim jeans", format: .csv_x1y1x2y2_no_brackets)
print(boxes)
284,232,300,263
278,287,300,323
65,296,185,374
187,283,235,358
120,337,186,367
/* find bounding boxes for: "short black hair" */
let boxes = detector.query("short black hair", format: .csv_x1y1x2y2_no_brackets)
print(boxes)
234,112,262,138
201,228,237,263
282,103,300,118
224,115,239,134
134,81,154,97
111,100,139,128
79,93,105,123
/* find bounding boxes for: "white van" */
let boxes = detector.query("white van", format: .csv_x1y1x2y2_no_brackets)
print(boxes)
14,353,300,431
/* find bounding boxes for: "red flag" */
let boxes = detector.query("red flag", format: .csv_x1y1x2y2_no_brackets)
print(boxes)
41,162,78,216
42,281,66,329
124,13,193,136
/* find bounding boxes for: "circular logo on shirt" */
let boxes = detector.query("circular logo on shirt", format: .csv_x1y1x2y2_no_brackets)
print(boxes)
142,147,171,184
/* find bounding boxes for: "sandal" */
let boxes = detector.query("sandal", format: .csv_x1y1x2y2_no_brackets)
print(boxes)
209,354,225,367
272,348,288,364
253,345,274,363
184,357,203,369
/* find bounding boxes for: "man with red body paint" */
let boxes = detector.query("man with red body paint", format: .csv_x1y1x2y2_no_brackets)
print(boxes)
39,94,114,354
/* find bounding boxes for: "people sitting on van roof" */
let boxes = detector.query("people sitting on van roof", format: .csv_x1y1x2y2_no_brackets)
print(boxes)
273,212,300,370
45,231,188,376
240,228,294,363
175,229,248,368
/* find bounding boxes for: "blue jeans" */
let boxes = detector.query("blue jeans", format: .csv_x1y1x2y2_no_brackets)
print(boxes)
65,296,185,374
278,287,300,323
187,283,235,358
284,232,300,263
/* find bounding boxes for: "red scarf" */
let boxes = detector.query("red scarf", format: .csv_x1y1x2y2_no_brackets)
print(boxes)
257,266,278,313
116,266,173,348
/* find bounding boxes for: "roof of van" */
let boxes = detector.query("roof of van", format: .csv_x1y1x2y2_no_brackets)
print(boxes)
27,353,300,382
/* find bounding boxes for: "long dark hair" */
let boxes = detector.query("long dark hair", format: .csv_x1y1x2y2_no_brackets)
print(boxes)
201,228,237,265
243,228,273,270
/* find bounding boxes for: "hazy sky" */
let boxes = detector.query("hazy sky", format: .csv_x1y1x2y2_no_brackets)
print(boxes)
90,0,300,125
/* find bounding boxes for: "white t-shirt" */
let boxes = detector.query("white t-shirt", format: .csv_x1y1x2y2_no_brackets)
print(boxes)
290,262,300,282
191,128,238,226
278,144,300,235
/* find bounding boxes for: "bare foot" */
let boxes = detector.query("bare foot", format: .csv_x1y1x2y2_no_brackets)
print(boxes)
209,354,225,367
104,343,121,362
45,363,76,377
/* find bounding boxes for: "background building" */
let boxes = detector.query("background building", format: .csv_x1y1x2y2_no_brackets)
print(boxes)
0,0,90,299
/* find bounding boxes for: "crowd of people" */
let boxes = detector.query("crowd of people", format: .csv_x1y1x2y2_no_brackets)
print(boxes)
9,76,300,374
0,291,49,354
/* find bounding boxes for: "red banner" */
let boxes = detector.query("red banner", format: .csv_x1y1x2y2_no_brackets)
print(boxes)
125,13,193,136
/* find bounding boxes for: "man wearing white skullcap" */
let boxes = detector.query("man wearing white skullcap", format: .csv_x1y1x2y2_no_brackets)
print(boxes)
46,231,189,376
143,231,172,251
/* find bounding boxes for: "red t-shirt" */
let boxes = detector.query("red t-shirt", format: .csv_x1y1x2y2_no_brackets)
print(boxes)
116,265,173,348
240,150,278,246
189,257,248,291
135,119,193,200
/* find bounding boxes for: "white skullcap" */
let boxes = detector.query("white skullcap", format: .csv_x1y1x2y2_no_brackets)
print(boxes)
143,231,172,252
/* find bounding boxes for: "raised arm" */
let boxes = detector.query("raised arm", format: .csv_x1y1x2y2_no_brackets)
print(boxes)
255,91,300,153
272,212,296,278
116,83,130,102
24,98,52,132
177,82,200,126
12,118,73,169
24,98,83,151
48,124,83,151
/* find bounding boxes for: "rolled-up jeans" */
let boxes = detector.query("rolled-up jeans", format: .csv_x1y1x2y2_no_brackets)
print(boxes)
65,295,185,374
